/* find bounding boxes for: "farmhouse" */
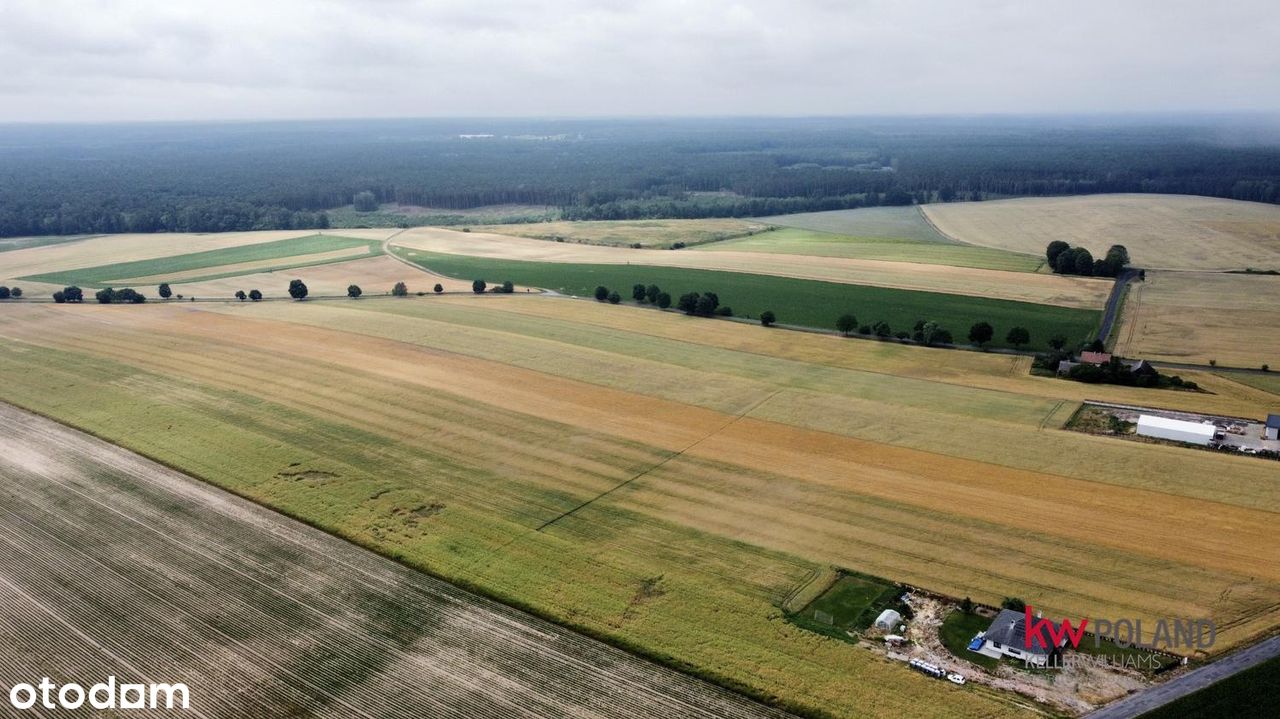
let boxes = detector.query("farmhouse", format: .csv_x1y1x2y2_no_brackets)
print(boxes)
970,609,1063,667
1136,414,1215,446
1266,414,1280,441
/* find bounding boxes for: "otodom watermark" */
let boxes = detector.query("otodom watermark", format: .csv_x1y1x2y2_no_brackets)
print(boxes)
7,677,189,711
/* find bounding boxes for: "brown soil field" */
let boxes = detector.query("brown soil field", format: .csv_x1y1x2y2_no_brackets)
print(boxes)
165,254,483,299
1114,271,1280,367
0,402,788,719
0,300,1276,672
392,227,1110,308
922,194,1280,271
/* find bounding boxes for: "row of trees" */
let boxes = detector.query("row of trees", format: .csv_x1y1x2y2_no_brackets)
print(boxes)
631,283,672,309
0,286,23,299
93,287,146,304
834,314,1032,349
1045,242,1130,278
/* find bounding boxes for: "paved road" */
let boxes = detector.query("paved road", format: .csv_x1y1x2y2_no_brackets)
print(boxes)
1097,267,1141,344
1085,635,1280,719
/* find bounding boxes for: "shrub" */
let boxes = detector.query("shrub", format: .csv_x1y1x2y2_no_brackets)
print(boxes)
645,284,661,303
249,289,262,301
858,325,871,335
472,279,487,294
607,291,621,304
0,286,8,299
158,283,172,299
500,280,515,293
8,287,20,298
434,283,444,294
52,291,65,304
594,285,609,301
760,310,776,327
632,284,648,302
288,279,308,300
968,321,994,347
391,282,407,297
714,305,733,317
350,284,365,298
656,292,671,309
235,290,247,301
62,286,83,303
872,321,892,338
836,314,858,336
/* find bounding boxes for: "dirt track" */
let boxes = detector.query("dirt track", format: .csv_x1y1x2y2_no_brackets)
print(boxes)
0,401,789,719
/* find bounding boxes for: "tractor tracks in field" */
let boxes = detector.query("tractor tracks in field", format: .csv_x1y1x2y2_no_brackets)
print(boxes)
534,390,785,533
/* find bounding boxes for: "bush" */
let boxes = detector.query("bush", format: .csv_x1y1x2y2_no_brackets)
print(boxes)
158,283,172,299
656,292,671,309
646,284,661,303
350,284,364,298
607,291,621,304
968,321,994,347
500,280,514,293
633,284,648,302
594,285,609,301
434,283,444,294
8,287,20,298
760,310,776,327
836,314,858,336
714,305,733,317
391,282,407,297
1001,597,1026,612
288,279,308,300
473,279,487,294
62,286,83,303
0,287,9,299
52,291,65,304
249,289,262,301
858,325,871,335
872,321,892,338
235,290,247,301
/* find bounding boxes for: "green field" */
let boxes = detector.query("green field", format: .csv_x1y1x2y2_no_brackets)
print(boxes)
940,610,999,670
755,206,954,243
1217,371,1280,396
396,249,1100,350
1138,655,1280,718
696,227,1045,272
793,572,901,635
0,234,97,253
22,234,380,286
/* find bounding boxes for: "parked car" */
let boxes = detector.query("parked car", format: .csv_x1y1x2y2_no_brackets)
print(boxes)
946,672,966,685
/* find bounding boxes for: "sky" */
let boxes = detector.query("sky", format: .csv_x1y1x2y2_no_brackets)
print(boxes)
2,0,1279,122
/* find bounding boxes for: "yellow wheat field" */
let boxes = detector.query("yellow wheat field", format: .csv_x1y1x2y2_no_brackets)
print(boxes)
1114,270,1280,367
923,194,1280,271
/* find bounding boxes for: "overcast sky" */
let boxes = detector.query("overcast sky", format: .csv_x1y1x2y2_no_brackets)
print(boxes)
2,0,1278,122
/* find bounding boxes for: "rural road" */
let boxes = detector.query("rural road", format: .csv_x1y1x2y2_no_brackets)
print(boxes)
1084,635,1280,719
1096,267,1140,344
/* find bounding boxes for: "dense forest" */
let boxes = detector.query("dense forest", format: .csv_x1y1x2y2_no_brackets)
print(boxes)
1,116,1279,236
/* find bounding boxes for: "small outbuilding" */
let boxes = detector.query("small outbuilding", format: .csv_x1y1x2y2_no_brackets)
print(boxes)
1266,414,1280,441
1136,415,1215,446
873,609,902,631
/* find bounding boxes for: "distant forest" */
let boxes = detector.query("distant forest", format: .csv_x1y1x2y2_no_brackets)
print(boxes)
2,116,1279,237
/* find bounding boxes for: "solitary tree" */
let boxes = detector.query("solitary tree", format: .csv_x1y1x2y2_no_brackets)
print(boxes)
288,279,308,300
645,284,661,304
391,281,407,297
349,284,364,299
655,292,671,309
472,279,487,294
632,284,648,302
434,283,444,294
607,290,621,305
760,310,776,327
594,285,609,302
235,290,247,301
63,286,83,303
249,289,262,302
1006,326,1030,348
158,283,172,300
968,321,994,347
836,314,858,336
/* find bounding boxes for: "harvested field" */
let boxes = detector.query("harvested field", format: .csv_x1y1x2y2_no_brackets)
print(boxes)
391,226,1110,308
756,206,952,244
694,227,1044,272
923,194,1280,271
167,254,480,299
474,219,770,248
1113,271,1280,367
0,402,788,719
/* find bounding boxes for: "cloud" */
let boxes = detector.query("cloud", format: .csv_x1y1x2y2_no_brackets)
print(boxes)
0,0,1277,121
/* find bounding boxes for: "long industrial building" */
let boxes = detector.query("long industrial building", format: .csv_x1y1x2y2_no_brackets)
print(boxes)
1136,414,1215,446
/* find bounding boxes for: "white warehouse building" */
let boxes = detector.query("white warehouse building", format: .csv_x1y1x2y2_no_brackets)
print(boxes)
1136,415,1215,446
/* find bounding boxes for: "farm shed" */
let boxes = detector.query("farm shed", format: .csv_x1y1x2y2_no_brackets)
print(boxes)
873,609,902,631
1266,414,1280,441
1136,414,1215,446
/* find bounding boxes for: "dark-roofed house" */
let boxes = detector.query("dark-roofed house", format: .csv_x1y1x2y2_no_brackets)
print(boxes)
969,609,1065,666
1266,414,1280,441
